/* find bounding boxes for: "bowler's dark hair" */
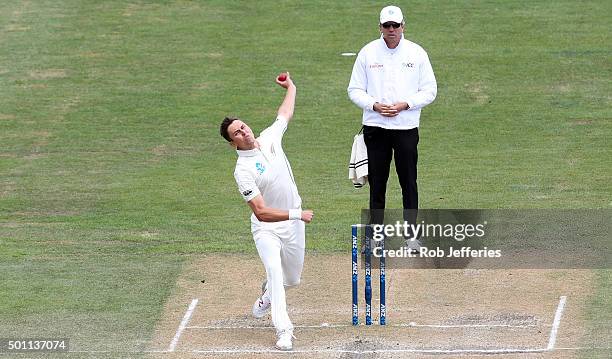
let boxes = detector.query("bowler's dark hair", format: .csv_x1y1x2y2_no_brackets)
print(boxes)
220,117,238,142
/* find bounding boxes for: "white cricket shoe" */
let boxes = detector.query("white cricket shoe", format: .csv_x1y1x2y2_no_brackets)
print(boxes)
275,329,295,351
252,281,271,318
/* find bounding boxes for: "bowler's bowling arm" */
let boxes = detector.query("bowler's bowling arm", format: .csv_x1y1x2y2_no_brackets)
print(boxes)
277,79,296,122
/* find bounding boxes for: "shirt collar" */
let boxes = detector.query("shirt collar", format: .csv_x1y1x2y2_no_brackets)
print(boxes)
236,148,260,157
379,34,404,50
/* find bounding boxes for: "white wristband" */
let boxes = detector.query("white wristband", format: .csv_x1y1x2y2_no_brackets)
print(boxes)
288,209,302,220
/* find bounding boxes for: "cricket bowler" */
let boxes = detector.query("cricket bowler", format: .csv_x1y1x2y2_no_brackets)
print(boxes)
219,72,313,350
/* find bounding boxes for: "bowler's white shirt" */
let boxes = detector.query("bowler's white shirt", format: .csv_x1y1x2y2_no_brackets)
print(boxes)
348,35,437,129
234,117,302,228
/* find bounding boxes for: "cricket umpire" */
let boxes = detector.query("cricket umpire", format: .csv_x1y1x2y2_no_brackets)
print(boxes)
348,5,437,226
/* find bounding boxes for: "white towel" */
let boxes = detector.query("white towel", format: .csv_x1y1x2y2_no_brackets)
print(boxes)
348,133,368,188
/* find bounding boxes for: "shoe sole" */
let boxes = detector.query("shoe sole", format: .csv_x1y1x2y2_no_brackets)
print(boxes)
252,310,269,319
252,280,270,318
252,301,270,318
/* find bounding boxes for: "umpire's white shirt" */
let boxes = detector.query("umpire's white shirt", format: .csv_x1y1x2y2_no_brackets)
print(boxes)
234,117,302,230
348,35,437,129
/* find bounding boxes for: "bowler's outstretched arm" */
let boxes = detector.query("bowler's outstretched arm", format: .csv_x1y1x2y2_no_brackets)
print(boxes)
276,72,297,122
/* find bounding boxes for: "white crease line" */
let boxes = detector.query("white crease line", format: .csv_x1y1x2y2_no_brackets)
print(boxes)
46,346,611,355
192,348,548,355
187,322,538,330
187,324,342,330
167,298,199,352
547,295,567,350
399,323,538,328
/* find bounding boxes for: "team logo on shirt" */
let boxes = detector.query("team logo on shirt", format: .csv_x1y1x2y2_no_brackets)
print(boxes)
256,162,266,175
242,189,253,197
402,62,415,68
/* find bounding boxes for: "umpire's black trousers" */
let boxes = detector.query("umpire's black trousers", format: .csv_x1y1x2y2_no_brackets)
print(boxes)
363,125,419,225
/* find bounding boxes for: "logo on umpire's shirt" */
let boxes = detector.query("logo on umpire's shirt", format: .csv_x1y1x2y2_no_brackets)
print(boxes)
242,189,253,197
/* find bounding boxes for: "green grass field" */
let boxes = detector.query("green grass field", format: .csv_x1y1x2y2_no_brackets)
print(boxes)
1,0,610,356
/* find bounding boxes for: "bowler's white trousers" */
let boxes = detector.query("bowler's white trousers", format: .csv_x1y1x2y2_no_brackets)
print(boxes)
253,219,305,333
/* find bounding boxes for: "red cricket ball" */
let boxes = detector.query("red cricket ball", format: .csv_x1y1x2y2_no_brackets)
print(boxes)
277,73,287,81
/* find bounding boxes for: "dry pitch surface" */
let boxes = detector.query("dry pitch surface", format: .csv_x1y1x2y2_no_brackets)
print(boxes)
149,254,599,358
